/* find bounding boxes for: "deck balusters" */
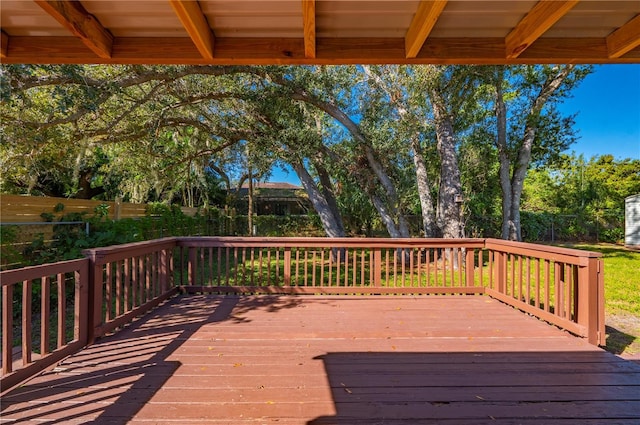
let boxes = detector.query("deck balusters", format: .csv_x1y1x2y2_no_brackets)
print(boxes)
1,237,605,393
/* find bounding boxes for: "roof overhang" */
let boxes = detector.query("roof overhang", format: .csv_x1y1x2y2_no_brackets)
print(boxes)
1,1,639,65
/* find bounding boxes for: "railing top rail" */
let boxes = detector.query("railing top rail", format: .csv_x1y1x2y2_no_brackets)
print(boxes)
0,258,88,286
485,238,602,266
176,236,487,249
82,237,178,265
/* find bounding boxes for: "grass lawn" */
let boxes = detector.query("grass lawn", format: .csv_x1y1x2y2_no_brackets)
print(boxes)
557,243,640,357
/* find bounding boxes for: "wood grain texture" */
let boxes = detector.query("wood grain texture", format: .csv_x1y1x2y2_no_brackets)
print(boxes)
33,0,113,58
2,35,639,65
505,0,580,59
607,13,640,58
2,1,640,64
405,0,448,58
1,295,638,423
302,0,316,58
0,31,8,58
168,0,215,59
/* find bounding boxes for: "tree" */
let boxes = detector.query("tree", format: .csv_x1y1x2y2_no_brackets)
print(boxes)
1,65,257,206
487,65,591,240
361,65,439,237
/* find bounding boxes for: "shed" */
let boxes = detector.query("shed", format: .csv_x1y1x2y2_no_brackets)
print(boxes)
625,194,640,248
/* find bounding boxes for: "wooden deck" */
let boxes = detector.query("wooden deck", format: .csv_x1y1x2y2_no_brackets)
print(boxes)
2,295,639,424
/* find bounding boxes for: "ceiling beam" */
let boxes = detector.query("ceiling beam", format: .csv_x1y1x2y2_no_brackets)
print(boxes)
33,0,113,58
168,0,215,60
505,0,579,59
0,31,8,58
405,0,448,58
607,14,640,58
4,36,638,65
302,0,316,59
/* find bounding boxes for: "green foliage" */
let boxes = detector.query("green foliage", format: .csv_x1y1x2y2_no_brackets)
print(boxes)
2,64,628,242
0,226,24,268
519,211,553,242
522,153,637,242
18,204,212,266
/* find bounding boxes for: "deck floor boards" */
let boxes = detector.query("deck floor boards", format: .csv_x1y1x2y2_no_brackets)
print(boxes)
2,295,639,424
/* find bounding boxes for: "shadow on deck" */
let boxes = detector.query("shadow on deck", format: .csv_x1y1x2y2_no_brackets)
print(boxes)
2,295,639,424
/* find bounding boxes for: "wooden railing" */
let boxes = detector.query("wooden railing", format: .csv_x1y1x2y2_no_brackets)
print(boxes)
1,236,604,392
82,238,179,342
177,237,487,295
484,239,604,346
1,258,89,391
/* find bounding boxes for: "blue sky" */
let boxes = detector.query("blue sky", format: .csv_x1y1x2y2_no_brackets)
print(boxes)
559,64,640,161
269,64,640,185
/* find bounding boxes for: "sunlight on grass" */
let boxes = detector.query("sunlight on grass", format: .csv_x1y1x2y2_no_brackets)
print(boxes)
557,243,640,356
558,243,640,316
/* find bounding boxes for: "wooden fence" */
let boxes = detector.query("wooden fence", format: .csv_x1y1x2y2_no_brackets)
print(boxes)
0,194,199,223
1,236,605,393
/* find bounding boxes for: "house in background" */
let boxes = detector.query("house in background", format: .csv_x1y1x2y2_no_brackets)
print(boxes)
235,182,310,216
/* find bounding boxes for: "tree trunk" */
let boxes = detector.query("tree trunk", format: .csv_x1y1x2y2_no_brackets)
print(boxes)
290,89,409,239
314,158,345,236
495,65,575,241
494,69,515,240
292,160,346,238
411,136,438,237
247,165,254,236
362,65,437,238
429,87,464,239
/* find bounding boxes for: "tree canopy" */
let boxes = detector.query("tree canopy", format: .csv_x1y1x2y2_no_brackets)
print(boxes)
3,64,634,242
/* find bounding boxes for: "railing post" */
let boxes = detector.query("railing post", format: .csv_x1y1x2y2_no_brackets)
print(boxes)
495,251,506,293
188,247,197,286
2,285,14,374
85,250,104,344
577,258,605,346
284,248,291,286
373,248,382,287
160,248,168,293
169,247,175,288
465,248,475,287
75,262,90,346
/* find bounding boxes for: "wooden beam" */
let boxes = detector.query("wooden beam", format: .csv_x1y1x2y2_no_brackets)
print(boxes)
505,0,579,59
2,36,639,65
33,0,113,59
607,14,640,58
302,0,316,59
405,0,448,58
0,31,8,58
168,0,215,60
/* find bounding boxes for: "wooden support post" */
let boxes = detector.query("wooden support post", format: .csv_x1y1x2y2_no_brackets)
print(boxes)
22,280,32,365
597,259,605,346
577,257,604,345
57,274,65,348
555,262,564,318
75,265,89,346
188,247,197,287
41,276,51,355
283,248,291,286
169,247,175,288
373,248,382,287
465,248,475,287
160,249,168,293
495,251,506,294
85,253,104,344
2,285,13,374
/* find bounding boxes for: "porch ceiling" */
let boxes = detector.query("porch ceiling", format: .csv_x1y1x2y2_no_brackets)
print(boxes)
1,1,639,65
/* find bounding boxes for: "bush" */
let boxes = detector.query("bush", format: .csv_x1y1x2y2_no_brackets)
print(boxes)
0,226,24,269
520,211,552,242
